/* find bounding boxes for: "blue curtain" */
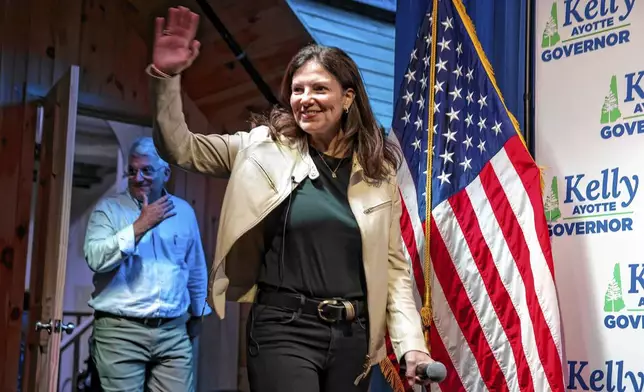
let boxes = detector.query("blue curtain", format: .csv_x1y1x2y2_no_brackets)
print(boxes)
393,0,527,132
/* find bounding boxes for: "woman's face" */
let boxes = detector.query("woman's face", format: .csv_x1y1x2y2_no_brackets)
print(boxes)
289,60,354,141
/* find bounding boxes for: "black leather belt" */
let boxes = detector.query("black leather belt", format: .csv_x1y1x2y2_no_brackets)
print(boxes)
256,291,366,323
94,311,178,328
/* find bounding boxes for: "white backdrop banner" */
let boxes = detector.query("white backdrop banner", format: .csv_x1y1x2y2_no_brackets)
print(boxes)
535,1,644,391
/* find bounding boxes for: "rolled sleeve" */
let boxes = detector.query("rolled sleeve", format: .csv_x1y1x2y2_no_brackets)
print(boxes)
116,224,137,256
84,202,135,274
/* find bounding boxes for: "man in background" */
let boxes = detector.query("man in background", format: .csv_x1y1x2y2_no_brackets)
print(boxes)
84,136,210,392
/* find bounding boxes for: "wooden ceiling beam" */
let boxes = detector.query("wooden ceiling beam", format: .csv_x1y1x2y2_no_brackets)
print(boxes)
182,35,306,101
123,0,312,133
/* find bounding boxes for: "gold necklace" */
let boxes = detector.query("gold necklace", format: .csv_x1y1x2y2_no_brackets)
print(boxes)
315,149,345,178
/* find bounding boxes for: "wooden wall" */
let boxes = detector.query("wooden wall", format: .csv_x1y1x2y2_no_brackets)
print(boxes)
0,104,36,392
0,0,152,118
166,94,244,392
287,0,396,127
0,0,310,390
0,0,154,389
181,0,312,133
0,0,234,390
126,0,313,133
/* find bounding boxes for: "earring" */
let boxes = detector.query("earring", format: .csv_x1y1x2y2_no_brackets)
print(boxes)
344,106,349,113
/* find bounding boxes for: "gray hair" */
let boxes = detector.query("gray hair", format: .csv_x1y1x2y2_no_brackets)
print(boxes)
128,137,169,169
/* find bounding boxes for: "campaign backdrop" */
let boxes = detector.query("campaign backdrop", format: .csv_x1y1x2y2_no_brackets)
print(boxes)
535,1,644,391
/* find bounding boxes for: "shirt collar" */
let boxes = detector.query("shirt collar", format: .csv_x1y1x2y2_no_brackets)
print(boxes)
127,188,171,210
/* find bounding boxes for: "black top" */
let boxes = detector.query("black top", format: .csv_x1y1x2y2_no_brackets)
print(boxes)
257,146,366,300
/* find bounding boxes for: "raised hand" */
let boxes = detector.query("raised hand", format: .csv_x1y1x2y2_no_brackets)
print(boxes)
153,6,201,75
133,194,176,241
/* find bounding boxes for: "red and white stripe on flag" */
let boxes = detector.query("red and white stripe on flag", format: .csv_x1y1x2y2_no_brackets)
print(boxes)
385,0,566,390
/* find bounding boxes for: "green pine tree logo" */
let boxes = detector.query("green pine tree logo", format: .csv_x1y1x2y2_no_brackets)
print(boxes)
600,75,622,124
604,263,626,313
541,3,561,48
544,176,561,222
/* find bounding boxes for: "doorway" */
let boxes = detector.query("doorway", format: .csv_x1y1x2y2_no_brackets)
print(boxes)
0,66,157,392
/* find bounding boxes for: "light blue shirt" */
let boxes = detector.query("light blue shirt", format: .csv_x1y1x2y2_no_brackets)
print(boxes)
83,191,212,319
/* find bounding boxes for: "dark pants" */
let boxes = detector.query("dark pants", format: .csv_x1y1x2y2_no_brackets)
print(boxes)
246,303,371,392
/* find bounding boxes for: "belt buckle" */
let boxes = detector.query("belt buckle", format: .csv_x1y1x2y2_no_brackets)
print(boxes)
144,318,163,328
317,299,339,322
342,300,356,321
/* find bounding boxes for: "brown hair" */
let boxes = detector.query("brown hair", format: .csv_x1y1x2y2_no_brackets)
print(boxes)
251,44,401,184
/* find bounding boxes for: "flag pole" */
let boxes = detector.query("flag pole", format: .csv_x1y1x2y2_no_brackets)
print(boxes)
422,0,440,348
524,0,535,157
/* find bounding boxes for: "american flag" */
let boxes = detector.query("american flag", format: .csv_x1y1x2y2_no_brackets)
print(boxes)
383,0,566,391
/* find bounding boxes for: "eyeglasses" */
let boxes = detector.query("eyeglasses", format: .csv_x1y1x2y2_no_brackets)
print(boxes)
124,166,160,179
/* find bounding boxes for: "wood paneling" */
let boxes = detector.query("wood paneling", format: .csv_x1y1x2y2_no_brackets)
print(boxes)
182,0,311,131
0,1,37,389
16,0,151,119
0,2,152,387
0,104,36,392
124,0,312,130
167,88,244,392
23,66,79,392
287,0,396,127
0,0,312,390
1,0,312,126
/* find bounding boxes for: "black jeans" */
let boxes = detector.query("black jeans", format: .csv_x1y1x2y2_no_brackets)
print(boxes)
246,303,371,392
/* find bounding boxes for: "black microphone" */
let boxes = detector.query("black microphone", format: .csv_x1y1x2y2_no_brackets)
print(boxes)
416,362,447,383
